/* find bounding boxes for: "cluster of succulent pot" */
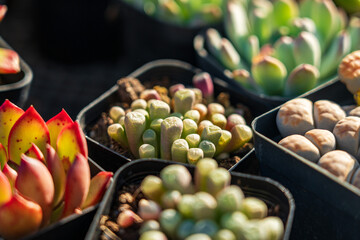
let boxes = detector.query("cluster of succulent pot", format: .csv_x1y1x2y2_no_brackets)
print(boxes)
123,0,223,26
0,5,21,78
115,158,284,240
0,99,113,239
276,97,360,187
107,72,253,164
205,0,360,97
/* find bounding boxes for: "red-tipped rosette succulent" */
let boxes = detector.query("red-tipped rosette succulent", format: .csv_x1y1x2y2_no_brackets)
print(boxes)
0,100,113,239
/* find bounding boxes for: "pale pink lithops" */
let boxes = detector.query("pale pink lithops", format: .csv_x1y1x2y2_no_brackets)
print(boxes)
313,100,345,131
279,134,320,163
318,150,357,181
305,129,336,156
276,98,314,137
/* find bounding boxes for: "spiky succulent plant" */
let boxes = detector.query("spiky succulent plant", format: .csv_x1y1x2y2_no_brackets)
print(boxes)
205,0,360,97
107,72,253,165
122,0,224,27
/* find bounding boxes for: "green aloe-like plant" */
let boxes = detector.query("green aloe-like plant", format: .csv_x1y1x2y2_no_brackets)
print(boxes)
107,73,253,165
123,0,224,26
0,100,113,239
206,0,360,97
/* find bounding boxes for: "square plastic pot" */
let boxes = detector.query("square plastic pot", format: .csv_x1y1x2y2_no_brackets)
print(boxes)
193,30,338,116
229,148,260,175
85,159,295,240
252,79,360,239
0,36,33,108
77,59,255,172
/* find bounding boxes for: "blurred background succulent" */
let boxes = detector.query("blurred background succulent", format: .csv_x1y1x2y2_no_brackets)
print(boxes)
205,0,360,97
333,0,360,14
0,5,21,81
122,0,224,26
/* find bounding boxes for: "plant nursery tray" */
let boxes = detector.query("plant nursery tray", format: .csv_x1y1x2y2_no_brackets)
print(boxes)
253,79,359,239
15,155,106,240
77,59,255,172
85,159,295,240
193,31,338,116
0,36,33,108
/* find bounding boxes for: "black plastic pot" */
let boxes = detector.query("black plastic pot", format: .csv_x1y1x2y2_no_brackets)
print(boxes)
252,79,360,239
77,59,255,172
193,30,338,116
113,0,221,66
0,36,33,108
85,159,295,240
229,148,260,175
19,157,106,240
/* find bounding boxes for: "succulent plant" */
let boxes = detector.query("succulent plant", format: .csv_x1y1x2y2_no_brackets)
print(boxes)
0,5,21,78
122,0,224,27
0,100,113,239
206,0,358,97
333,0,360,14
131,158,284,240
107,73,253,165
275,97,360,187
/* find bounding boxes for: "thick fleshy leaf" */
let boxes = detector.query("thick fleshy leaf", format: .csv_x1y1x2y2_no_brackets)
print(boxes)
46,144,66,208
2,163,17,190
8,106,50,165
0,5,7,22
0,48,20,74
15,154,54,225
0,193,42,239
251,56,287,96
50,201,64,224
25,143,46,164
81,171,113,209
0,99,24,153
0,170,11,206
0,143,7,170
62,153,90,218
46,109,73,149
56,121,88,172
225,0,249,53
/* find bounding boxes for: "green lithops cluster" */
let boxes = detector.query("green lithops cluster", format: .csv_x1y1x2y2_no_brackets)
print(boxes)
205,0,360,97
107,73,253,165
122,0,224,27
137,158,284,240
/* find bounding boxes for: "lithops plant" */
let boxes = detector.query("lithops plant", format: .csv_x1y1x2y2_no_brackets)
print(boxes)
276,98,345,137
205,0,359,97
0,100,113,239
122,0,224,27
107,72,253,166
106,158,285,240
275,97,360,186
338,51,360,105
